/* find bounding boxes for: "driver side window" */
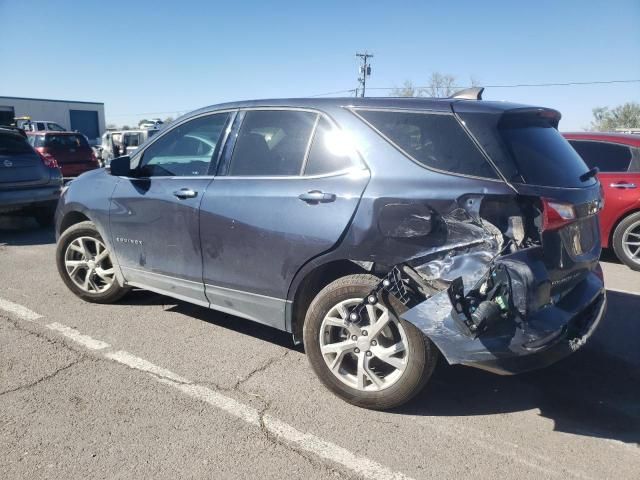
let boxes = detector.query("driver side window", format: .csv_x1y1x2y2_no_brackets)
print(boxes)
139,113,231,177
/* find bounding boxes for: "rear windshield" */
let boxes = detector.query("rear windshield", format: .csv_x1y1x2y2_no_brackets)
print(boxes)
40,134,89,149
460,112,594,188
0,132,33,155
356,110,498,179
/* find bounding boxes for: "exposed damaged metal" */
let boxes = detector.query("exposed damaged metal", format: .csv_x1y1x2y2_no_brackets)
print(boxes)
345,194,606,375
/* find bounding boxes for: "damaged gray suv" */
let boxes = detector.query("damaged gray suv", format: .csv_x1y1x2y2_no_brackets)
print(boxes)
55,89,606,409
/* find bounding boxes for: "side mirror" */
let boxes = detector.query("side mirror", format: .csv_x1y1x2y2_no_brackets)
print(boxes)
108,156,132,176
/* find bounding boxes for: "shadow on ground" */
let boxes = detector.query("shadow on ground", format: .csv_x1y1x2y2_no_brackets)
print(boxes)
2,223,638,445
398,289,640,446
0,215,55,246
129,287,640,445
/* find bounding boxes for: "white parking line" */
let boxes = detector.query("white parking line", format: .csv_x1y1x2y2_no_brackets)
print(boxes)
0,298,43,321
106,350,191,384
0,297,625,478
0,298,414,480
47,322,111,350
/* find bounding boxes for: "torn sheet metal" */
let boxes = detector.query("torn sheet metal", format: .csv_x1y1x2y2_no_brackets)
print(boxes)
400,246,605,373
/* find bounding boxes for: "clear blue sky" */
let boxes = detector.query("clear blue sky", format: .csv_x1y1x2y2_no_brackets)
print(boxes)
1,0,638,130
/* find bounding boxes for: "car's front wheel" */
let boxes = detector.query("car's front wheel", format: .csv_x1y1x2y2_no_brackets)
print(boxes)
56,221,130,303
612,211,640,271
303,274,438,410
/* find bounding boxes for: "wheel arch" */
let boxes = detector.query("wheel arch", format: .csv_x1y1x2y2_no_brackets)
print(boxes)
286,258,371,344
58,210,91,235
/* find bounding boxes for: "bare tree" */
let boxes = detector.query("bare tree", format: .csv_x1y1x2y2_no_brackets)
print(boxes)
389,72,480,98
390,80,418,97
420,72,457,98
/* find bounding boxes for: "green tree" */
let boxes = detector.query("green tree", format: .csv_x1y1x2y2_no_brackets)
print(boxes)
138,118,151,127
591,102,640,131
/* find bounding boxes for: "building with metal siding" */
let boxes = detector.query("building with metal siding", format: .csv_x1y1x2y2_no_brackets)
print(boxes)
0,96,105,144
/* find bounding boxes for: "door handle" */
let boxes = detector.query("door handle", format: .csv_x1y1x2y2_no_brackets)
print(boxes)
298,190,336,203
610,182,637,189
173,188,198,199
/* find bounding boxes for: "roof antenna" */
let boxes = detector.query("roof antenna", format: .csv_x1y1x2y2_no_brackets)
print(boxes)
450,87,484,100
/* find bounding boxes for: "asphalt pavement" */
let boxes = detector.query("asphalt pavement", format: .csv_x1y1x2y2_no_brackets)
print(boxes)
1,215,639,479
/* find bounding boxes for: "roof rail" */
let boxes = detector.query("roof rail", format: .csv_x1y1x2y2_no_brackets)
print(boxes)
450,87,484,100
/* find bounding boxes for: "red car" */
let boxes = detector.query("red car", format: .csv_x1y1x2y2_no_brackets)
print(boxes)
564,132,640,270
27,131,99,178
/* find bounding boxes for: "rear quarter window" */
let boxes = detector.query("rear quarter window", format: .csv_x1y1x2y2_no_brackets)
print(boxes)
459,112,594,188
356,109,498,179
499,122,593,187
568,140,632,172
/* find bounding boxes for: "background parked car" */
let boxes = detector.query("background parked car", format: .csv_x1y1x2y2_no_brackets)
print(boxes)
99,128,160,165
0,126,63,226
564,132,640,270
27,132,100,178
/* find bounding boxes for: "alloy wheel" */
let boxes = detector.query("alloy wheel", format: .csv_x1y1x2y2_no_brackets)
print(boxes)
319,298,409,392
64,236,115,293
622,220,640,266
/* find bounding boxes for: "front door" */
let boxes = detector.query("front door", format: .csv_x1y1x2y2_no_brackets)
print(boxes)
200,110,369,328
109,112,233,305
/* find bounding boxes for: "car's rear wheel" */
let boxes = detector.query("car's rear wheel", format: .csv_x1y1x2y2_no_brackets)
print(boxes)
612,211,640,271
303,274,437,410
56,221,130,303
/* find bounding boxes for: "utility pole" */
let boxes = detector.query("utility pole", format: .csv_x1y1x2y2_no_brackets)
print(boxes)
356,52,373,97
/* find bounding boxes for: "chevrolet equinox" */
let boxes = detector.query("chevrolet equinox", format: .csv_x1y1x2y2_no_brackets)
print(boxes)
55,90,606,409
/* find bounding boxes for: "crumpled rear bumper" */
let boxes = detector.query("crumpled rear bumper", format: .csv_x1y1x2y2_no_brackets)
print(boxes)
402,270,606,375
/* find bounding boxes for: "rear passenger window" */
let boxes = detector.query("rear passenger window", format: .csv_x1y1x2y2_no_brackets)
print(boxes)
357,110,498,179
304,117,356,175
229,110,317,176
568,140,632,172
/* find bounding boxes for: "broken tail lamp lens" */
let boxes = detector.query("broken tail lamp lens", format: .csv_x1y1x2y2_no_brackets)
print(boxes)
542,199,576,231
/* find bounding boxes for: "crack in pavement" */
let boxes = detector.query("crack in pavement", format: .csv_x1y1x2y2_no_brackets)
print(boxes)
0,357,86,397
232,349,291,390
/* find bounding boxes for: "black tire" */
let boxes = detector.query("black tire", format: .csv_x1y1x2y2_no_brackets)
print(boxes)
56,221,130,303
33,203,56,227
612,211,640,271
303,274,438,410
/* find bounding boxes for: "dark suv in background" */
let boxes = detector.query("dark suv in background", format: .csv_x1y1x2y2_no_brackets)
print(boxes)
0,127,63,226
54,92,606,409
27,131,100,178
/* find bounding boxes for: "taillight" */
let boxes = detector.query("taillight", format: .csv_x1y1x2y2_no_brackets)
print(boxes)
542,198,576,231
35,147,59,169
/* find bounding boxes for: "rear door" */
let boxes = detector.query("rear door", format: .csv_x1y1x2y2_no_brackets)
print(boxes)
567,139,640,246
199,109,369,328
108,111,233,305
0,131,51,189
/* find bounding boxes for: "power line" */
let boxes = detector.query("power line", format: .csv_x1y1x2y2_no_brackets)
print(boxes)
108,79,639,118
365,78,640,92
